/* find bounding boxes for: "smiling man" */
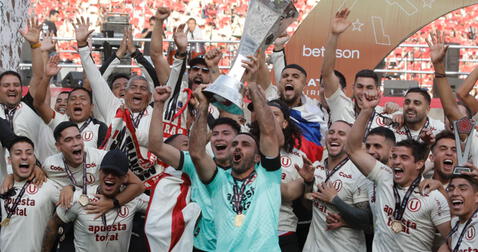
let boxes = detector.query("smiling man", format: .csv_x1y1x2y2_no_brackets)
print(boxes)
34,56,107,148
442,175,478,252
393,88,444,142
346,93,450,251
54,91,69,114
41,150,149,252
0,136,59,252
429,131,457,187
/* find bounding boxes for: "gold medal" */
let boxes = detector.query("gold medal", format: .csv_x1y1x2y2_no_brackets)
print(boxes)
78,194,89,207
234,214,245,227
0,218,10,227
391,220,403,233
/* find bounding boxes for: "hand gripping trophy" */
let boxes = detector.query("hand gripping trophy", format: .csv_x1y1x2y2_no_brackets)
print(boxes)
204,0,298,115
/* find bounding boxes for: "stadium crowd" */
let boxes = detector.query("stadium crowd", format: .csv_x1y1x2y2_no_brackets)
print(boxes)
2,3,478,252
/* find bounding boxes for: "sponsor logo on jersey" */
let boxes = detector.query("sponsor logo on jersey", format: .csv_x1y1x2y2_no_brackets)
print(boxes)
407,198,421,212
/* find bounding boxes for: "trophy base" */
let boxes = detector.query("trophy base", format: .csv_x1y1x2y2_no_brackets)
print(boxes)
453,166,472,175
204,75,244,115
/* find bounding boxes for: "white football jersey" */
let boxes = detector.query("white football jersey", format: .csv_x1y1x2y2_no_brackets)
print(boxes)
368,161,450,252
43,147,106,189
0,179,59,252
57,185,148,252
393,117,445,142
303,158,370,252
49,112,104,148
279,148,303,233
450,214,478,252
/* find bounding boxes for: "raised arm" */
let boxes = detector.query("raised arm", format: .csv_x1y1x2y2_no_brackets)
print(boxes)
243,56,279,158
20,18,43,97
75,17,121,125
189,85,217,183
345,93,380,176
150,7,172,85
204,48,223,82
322,9,351,98
126,26,160,86
34,55,61,124
148,86,182,168
456,65,478,115
427,32,466,122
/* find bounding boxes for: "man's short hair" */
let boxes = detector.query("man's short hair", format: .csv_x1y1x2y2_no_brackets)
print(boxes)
0,71,22,85
406,87,431,105
395,139,429,162
53,121,79,141
449,174,478,192
367,126,396,144
8,136,34,152
431,130,455,151
69,87,93,103
211,117,241,135
149,16,157,22
236,132,259,151
189,56,207,68
187,17,197,23
282,64,307,77
354,69,379,87
334,70,347,89
126,75,150,93
57,90,70,97
107,73,130,89
49,9,59,16
331,120,353,128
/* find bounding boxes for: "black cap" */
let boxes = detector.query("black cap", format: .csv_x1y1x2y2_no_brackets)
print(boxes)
100,150,129,176
189,56,207,67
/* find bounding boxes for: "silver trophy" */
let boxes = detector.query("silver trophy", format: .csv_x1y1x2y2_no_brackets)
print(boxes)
204,0,298,115
452,117,475,174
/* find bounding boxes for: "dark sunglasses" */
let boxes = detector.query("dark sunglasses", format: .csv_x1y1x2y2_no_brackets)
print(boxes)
191,66,209,73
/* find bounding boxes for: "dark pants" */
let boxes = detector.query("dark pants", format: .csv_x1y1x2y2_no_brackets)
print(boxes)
129,213,147,252
279,233,299,252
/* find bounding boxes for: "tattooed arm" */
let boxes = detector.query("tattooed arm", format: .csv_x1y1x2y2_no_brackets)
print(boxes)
331,198,373,231
41,213,65,252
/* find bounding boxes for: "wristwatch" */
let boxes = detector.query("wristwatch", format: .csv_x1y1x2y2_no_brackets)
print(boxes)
112,197,121,208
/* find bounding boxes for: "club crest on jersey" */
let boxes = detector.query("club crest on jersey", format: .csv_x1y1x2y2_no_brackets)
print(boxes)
281,157,291,168
333,179,342,192
82,130,93,141
407,198,421,212
118,206,129,218
86,173,95,184
26,184,39,195
466,226,476,240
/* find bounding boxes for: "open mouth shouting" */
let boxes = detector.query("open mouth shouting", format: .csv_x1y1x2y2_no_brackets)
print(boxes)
442,159,454,173
284,84,295,96
18,162,31,174
72,106,83,116
102,178,116,192
450,198,464,211
193,76,203,85
132,96,143,106
232,150,242,165
393,167,404,180
327,141,341,152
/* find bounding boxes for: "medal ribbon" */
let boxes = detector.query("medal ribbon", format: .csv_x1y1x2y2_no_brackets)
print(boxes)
130,109,145,129
3,105,16,131
324,157,349,183
63,155,88,195
392,176,421,221
404,118,429,141
448,208,478,252
77,117,92,133
231,171,256,215
3,180,32,221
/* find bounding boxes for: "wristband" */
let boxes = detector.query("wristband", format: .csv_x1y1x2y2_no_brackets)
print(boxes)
30,42,41,49
434,72,446,78
112,197,120,208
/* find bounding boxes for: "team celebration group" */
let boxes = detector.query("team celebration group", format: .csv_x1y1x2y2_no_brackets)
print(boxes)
1,5,478,252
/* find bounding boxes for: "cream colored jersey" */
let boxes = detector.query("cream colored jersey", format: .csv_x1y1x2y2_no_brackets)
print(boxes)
0,179,59,252
43,147,106,188
393,117,445,142
325,88,390,129
471,129,478,167
48,112,102,148
56,185,149,252
368,161,450,252
450,214,478,252
279,148,303,233
303,159,370,252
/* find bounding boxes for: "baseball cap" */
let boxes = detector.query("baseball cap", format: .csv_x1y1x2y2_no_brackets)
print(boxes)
189,56,207,67
100,150,129,176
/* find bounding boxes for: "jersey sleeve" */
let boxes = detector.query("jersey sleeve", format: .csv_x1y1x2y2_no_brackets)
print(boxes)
134,193,150,213
179,151,195,175
47,112,68,131
46,180,61,204
367,160,393,185
325,88,355,124
430,191,451,226
205,168,226,197
56,203,79,223
352,174,371,204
